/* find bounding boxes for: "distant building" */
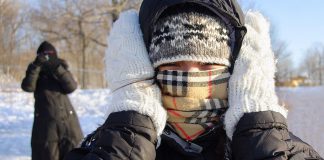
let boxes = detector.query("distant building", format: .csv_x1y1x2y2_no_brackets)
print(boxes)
276,75,311,87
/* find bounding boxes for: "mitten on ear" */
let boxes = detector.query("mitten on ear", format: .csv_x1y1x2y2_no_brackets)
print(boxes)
105,10,167,136
224,11,288,140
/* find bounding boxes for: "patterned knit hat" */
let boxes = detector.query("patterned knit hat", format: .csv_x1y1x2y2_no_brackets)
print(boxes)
149,5,232,68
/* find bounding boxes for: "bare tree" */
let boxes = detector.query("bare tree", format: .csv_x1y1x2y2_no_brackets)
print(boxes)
28,0,140,88
0,0,142,88
273,40,295,82
0,0,25,75
269,24,296,83
300,44,324,85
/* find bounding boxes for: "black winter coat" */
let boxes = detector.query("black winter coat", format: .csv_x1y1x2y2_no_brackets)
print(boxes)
21,60,83,144
64,111,322,160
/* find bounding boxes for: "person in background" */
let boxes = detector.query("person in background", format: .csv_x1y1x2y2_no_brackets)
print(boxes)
21,41,83,160
64,0,322,159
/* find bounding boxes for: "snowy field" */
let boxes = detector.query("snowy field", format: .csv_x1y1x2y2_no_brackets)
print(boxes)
277,87,324,157
0,88,111,160
0,87,323,159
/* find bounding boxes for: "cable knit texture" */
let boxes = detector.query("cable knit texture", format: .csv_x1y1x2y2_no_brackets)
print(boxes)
105,10,167,136
224,11,288,140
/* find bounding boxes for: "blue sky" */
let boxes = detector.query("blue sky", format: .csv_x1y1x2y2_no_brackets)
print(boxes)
244,0,324,67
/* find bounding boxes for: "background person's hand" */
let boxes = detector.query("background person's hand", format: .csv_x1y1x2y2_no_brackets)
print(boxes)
105,10,167,136
33,55,48,66
43,58,61,72
224,11,288,140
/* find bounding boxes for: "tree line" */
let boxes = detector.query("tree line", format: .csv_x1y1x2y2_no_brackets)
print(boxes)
0,0,141,89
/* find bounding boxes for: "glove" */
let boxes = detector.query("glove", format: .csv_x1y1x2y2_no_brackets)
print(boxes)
43,58,61,72
33,55,48,66
105,10,167,136
224,11,288,140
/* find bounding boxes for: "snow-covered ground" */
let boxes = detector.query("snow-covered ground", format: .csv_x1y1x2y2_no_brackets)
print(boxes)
0,88,110,160
277,87,324,157
0,87,323,159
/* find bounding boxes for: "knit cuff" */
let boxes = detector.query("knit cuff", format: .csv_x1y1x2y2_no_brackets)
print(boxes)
105,82,167,136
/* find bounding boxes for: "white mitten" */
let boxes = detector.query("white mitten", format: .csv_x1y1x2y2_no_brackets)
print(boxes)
105,10,167,136
224,11,288,140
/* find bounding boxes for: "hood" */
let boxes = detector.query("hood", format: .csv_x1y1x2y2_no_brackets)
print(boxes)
139,0,247,72
37,41,57,56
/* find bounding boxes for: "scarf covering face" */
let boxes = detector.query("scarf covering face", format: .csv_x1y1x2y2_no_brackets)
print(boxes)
156,67,230,141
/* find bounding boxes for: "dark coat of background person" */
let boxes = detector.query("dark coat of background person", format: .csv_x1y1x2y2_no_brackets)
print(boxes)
21,59,84,160
63,0,323,159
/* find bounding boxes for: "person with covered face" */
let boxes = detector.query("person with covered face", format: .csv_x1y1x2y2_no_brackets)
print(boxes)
21,41,83,160
64,0,322,159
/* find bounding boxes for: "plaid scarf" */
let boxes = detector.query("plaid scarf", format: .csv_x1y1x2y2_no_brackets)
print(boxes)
157,67,230,141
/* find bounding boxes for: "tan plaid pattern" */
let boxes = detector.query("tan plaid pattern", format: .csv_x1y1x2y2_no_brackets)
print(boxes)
157,68,230,141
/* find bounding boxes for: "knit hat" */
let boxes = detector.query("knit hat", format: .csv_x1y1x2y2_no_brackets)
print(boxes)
149,5,232,68
37,41,57,58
